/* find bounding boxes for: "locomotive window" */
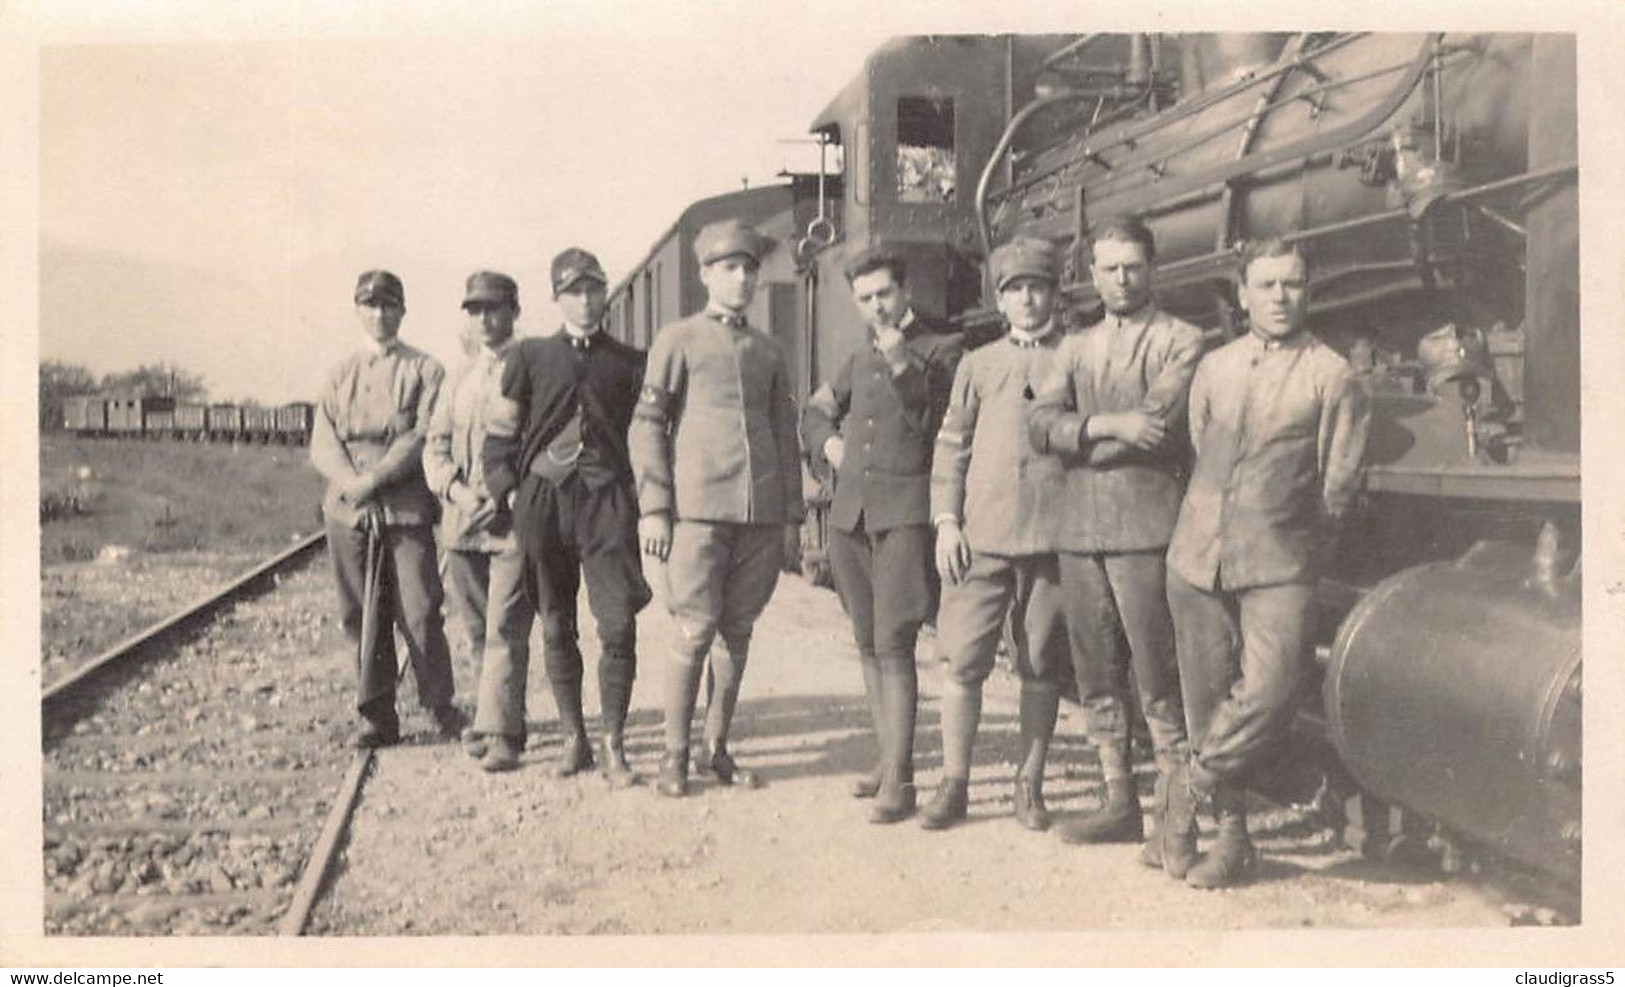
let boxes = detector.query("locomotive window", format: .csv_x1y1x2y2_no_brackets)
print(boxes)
897,96,955,204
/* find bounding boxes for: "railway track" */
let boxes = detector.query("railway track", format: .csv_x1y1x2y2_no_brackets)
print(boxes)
41,532,377,935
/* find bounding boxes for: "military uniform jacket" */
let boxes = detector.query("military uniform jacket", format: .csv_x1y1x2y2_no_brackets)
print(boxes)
1027,305,1206,554
310,339,444,529
801,314,961,534
422,339,518,553
481,331,645,505
630,311,804,525
930,328,1067,557
1166,330,1370,591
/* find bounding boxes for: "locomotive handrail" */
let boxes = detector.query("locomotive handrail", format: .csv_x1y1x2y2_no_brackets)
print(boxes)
984,33,1371,212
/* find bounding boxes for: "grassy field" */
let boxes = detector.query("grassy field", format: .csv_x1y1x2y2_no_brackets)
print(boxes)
39,435,332,672
39,434,327,563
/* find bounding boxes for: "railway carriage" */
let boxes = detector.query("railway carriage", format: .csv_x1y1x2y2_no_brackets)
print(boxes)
61,395,108,435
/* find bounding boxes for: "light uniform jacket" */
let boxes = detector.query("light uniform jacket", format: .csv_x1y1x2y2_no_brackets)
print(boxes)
630,310,805,525
422,338,518,553
310,338,444,529
800,313,961,534
930,326,1068,557
1166,330,1371,591
1027,305,1206,554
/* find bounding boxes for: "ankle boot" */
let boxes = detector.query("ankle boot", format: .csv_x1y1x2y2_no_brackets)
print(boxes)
919,777,969,830
1059,775,1142,843
1013,772,1050,831
1187,785,1257,889
656,747,688,798
869,766,916,824
600,733,639,788
1160,759,1201,880
549,679,594,778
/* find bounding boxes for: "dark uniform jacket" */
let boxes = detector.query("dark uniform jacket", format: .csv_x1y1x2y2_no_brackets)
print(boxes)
630,311,804,525
1027,305,1206,554
481,331,646,505
800,313,961,533
1166,330,1370,591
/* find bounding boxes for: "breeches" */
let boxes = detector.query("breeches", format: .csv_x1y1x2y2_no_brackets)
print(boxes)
827,522,933,667
937,551,1068,687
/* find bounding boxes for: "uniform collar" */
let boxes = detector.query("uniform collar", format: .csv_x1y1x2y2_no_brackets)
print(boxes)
478,336,517,365
1246,327,1310,352
562,321,601,341
362,334,403,358
1104,301,1157,331
1006,318,1059,348
706,304,748,329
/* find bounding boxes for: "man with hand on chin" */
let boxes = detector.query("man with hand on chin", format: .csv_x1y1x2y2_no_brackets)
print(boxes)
311,269,464,749
923,236,1070,832
630,219,804,798
801,244,961,824
481,249,650,785
1027,217,1204,871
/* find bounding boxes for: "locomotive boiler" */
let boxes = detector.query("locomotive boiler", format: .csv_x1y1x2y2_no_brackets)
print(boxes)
972,32,1580,887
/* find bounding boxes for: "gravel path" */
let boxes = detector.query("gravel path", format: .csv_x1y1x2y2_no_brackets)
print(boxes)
311,569,1508,935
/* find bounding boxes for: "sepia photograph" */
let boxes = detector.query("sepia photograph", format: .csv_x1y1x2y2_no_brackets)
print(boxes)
4,0,1624,969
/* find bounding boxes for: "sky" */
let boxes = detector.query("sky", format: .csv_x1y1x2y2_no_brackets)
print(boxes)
32,0,1077,404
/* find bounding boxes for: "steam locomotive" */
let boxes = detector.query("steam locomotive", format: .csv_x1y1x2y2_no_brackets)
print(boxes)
609,32,1580,892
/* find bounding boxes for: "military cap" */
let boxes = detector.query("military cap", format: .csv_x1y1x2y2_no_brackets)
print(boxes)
354,269,405,307
550,247,608,297
695,219,772,266
462,270,519,309
989,236,1059,291
842,242,907,284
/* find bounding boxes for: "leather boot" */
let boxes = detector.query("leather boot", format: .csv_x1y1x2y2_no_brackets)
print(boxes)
656,747,689,798
1058,737,1142,843
1013,773,1050,832
851,655,886,799
919,777,969,830
549,679,594,778
1160,759,1201,880
599,678,639,788
1015,679,1058,831
695,743,760,788
1186,784,1257,889
480,733,522,773
868,658,918,823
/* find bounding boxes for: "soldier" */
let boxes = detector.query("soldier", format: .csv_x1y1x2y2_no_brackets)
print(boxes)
1163,238,1370,887
482,249,651,785
311,270,465,748
923,236,1069,831
1027,217,1205,866
423,271,535,772
630,219,804,799
801,244,962,824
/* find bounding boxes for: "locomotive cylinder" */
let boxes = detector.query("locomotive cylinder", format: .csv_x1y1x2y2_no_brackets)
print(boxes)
1322,537,1581,886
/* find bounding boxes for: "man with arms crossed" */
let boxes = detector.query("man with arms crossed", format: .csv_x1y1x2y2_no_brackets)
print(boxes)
1163,238,1370,888
1027,217,1204,871
631,220,804,798
802,244,961,823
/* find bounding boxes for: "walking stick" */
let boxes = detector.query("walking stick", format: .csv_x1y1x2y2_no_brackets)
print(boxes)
357,506,385,683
